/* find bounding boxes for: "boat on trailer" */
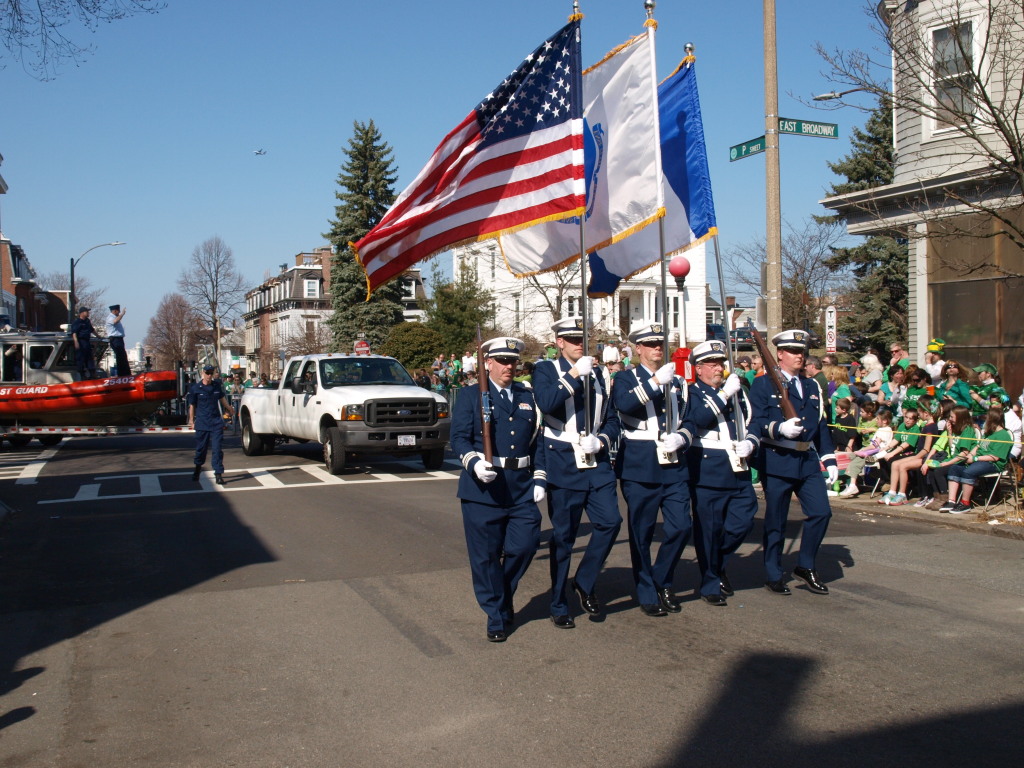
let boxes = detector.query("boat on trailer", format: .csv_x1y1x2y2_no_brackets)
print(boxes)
0,331,179,437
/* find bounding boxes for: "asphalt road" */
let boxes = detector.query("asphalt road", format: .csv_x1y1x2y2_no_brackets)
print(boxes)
1,434,1022,767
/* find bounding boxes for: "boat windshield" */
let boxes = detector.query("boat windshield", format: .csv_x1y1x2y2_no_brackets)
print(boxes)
319,358,414,388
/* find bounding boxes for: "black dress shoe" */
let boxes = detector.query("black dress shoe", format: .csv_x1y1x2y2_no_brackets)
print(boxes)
639,603,668,617
719,571,734,597
657,588,682,613
571,579,602,615
215,474,225,485
764,579,792,595
701,593,728,606
191,465,201,481
793,566,829,595
487,630,507,642
550,614,576,629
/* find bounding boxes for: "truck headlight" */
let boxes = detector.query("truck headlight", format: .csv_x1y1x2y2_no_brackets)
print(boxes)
435,401,449,419
342,404,364,421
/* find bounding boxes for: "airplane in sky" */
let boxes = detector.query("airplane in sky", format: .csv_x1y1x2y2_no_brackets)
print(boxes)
253,149,267,155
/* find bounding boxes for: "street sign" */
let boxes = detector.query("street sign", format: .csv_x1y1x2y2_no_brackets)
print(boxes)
354,340,371,355
825,304,837,353
729,136,766,162
778,118,839,139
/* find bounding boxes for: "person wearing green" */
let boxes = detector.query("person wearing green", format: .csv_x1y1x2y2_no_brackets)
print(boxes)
922,405,977,509
903,368,931,413
825,364,853,421
935,360,973,409
876,410,922,505
968,363,1010,420
942,406,1013,513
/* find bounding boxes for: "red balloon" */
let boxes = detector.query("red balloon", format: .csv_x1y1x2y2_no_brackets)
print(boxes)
669,256,691,278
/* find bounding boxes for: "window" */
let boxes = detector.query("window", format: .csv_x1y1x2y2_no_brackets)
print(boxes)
304,279,318,299
932,21,974,129
567,297,576,317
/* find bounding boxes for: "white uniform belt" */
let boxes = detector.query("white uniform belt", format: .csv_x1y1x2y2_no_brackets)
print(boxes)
543,426,578,443
763,437,811,451
622,429,659,442
492,455,531,469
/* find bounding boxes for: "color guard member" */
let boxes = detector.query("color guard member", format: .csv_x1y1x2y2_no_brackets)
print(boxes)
683,340,760,605
612,324,693,617
749,330,839,595
533,318,621,627
451,337,542,642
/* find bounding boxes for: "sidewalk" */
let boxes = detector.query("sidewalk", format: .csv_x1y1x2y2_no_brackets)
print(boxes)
827,490,1024,542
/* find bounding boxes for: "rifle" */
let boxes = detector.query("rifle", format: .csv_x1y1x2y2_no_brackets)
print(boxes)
751,328,799,422
476,327,493,462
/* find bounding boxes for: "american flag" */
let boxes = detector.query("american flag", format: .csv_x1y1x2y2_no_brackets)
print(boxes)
354,20,585,295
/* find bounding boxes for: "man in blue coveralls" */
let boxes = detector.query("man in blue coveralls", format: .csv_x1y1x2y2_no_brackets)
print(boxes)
69,306,97,379
187,364,233,485
612,324,693,617
683,340,760,605
451,337,542,643
533,317,621,628
749,330,839,595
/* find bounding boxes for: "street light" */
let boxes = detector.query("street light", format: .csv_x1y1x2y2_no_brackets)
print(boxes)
68,241,125,326
813,87,870,101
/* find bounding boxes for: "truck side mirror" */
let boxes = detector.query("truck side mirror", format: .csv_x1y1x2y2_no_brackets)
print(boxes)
291,376,305,394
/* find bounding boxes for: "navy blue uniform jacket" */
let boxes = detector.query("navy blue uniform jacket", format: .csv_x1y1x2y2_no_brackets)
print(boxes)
187,379,227,431
532,357,619,491
684,379,759,489
749,374,836,478
612,365,690,484
451,381,540,506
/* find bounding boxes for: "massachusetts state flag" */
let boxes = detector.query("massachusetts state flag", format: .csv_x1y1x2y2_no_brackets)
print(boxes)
497,28,662,276
587,57,718,297
353,20,585,295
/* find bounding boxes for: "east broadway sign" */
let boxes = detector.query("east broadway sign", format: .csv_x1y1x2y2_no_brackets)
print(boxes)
778,118,839,139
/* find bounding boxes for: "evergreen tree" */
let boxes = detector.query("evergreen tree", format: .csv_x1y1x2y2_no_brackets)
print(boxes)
324,120,406,351
422,262,496,354
820,98,909,351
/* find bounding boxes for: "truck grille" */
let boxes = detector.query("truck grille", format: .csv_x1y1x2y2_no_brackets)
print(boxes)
365,399,436,427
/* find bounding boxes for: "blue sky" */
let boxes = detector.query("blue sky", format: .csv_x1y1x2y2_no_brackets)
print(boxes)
1,0,884,346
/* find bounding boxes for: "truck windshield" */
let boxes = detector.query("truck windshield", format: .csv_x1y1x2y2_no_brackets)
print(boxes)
319,359,415,387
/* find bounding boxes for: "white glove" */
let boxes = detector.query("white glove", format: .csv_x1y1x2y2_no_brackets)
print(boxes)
826,465,840,485
574,355,594,376
660,432,685,453
779,417,803,439
473,460,497,483
734,439,754,458
721,373,742,399
654,362,677,385
533,485,546,503
579,433,602,454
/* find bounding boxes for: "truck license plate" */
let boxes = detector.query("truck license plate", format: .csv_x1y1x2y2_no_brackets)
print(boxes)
398,435,416,446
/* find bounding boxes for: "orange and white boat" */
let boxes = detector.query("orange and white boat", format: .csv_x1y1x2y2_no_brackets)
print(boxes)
1,331,179,428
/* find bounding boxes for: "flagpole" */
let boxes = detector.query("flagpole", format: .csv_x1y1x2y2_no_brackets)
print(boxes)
643,0,677,441
572,0,594,440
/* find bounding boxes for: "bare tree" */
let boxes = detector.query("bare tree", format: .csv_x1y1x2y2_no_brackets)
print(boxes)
177,236,248,365
36,270,106,315
1,0,165,79
143,292,203,370
815,0,1024,272
722,218,852,332
279,321,333,358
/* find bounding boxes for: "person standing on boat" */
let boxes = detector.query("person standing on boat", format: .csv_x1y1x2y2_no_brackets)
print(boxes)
188,364,233,486
105,304,131,376
70,307,98,380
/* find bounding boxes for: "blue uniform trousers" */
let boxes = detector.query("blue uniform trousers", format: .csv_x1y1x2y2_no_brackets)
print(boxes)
761,473,832,581
76,344,96,378
546,481,621,615
692,485,758,595
461,499,541,633
193,427,225,475
621,478,692,605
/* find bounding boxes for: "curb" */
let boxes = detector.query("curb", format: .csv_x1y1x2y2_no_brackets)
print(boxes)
828,494,1024,542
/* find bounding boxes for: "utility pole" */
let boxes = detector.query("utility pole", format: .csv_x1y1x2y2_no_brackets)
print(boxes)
764,0,782,342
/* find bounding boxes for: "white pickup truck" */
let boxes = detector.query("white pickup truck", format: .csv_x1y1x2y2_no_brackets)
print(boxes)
238,353,451,473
